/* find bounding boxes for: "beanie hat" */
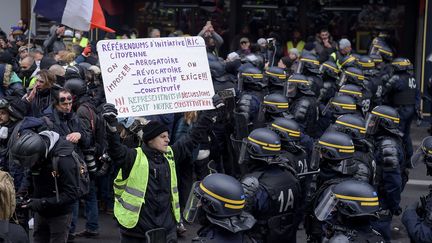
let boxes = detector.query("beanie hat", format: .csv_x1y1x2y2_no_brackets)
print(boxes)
142,121,169,143
288,48,299,57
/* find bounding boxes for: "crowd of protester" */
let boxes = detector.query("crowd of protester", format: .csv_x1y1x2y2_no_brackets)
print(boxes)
0,18,430,243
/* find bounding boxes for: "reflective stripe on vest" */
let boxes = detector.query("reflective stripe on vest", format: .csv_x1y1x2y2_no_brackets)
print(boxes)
113,146,180,228
287,41,305,53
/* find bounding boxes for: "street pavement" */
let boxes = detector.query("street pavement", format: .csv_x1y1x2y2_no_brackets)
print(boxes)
31,123,432,243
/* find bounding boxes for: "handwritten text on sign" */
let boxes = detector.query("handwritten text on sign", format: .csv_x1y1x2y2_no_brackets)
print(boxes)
97,37,215,117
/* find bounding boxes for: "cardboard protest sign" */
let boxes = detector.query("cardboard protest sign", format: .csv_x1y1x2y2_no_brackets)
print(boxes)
97,36,215,117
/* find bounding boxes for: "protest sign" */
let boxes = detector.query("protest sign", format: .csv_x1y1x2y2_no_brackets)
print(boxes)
97,36,215,117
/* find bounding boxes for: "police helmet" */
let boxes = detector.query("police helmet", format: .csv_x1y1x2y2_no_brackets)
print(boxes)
332,114,366,140
317,131,355,161
366,105,400,135
369,54,383,65
315,179,379,221
339,55,357,69
411,137,432,174
342,67,365,85
194,173,245,218
298,53,320,74
338,84,363,104
391,57,413,72
0,99,8,110
325,95,357,116
357,56,375,70
264,66,287,87
262,93,289,114
239,66,266,89
9,131,47,168
247,128,281,159
286,74,315,97
375,44,393,62
269,117,301,143
319,60,340,79
64,78,87,97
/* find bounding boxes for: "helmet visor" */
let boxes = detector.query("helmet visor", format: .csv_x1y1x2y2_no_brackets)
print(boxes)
183,181,202,223
314,186,338,221
365,113,380,135
310,143,321,170
410,146,424,168
10,153,40,168
238,138,248,165
295,61,304,74
338,72,347,87
286,81,298,98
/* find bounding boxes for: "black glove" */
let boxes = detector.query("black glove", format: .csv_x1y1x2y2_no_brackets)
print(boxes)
211,94,225,122
22,198,46,212
102,103,118,132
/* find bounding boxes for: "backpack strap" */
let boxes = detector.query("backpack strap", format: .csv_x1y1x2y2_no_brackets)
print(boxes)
81,104,96,135
51,155,60,203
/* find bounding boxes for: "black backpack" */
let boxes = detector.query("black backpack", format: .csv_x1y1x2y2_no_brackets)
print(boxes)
52,151,90,200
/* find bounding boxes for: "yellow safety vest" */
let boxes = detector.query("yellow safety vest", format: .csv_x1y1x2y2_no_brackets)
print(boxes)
330,52,342,68
113,146,180,229
72,37,89,48
287,40,305,53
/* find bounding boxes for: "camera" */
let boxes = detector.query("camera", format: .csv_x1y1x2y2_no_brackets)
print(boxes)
266,38,275,50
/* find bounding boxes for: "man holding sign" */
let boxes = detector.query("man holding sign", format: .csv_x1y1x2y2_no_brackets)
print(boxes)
102,96,222,242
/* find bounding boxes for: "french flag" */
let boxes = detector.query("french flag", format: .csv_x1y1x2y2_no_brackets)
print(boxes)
34,0,114,33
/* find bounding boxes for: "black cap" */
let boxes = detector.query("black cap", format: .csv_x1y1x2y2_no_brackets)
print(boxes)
142,121,169,143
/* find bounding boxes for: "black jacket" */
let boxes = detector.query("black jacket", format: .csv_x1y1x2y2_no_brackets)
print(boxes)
107,111,214,237
26,137,80,217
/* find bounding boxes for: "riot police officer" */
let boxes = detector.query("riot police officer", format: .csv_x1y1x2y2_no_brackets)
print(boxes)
327,114,375,183
255,93,290,128
305,131,358,242
315,179,384,243
318,60,340,104
402,136,432,243
296,53,323,96
366,105,404,243
384,57,419,160
264,66,286,94
338,84,369,114
286,74,320,138
358,55,383,109
184,173,256,243
233,66,267,139
239,128,301,242
318,94,360,135
268,117,310,174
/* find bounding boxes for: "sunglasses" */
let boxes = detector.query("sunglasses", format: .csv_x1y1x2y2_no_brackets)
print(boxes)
59,96,73,103
240,41,249,44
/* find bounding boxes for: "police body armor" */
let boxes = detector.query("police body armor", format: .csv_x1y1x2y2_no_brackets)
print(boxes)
386,73,416,106
374,135,404,207
289,96,319,138
304,178,348,243
353,141,376,184
244,166,300,242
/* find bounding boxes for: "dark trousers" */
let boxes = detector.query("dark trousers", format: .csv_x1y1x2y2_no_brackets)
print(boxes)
33,212,72,243
120,228,177,243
